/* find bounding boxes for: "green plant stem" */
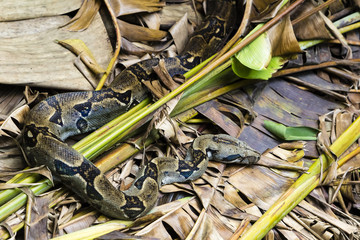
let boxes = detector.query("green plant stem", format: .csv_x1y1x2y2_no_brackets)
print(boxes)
52,220,132,240
73,97,151,152
0,179,52,222
240,116,360,239
0,174,40,206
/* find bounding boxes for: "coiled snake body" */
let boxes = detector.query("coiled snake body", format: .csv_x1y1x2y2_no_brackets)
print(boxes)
22,0,260,219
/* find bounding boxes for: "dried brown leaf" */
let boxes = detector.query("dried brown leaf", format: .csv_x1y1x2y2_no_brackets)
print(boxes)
0,14,112,90
195,100,242,138
169,13,191,53
55,199,83,229
109,0,165,17
252,0,285,21
65,0,101,31
224,182,249,209
141,12,161,30
268,13,302,56
61,214,97,236
25,192,53,240
0,0,82,21
0,146,26,174
192,183,215,210
211,190,258,221
269,146,304,162
144,60,185,142
278,141,305,150
57,39,105,76
298,201,359,235
320,11,352,58
58,209,97,233
0,105,29,138
292,1,332,40
159,3,198,28
0,86,26,121
134,198,197,239
192,210,224,240
120,38,150,56
23,86,48,106
160,183,194,195
300,218,336,239
98,231,152,239
227,165,295,210
121,37,174,56
119,20,167,42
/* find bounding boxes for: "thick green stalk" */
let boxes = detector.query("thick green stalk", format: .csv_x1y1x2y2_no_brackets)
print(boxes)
0,179,52,222
0,174,40,206
52,220,132,240
73,97,151,152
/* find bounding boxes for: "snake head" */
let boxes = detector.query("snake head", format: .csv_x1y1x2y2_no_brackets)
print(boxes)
212,145,261,165
202,134,261,165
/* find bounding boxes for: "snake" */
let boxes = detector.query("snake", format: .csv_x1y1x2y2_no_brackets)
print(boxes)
21,0,261,220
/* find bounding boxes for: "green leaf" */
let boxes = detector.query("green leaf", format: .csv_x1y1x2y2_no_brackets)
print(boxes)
232,56,286,80
234,24,271,70
264,120,319,141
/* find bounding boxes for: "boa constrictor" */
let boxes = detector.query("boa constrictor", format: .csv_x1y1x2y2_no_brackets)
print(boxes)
22,0,261,219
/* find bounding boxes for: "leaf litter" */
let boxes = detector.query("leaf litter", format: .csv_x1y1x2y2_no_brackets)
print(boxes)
0,0,360,239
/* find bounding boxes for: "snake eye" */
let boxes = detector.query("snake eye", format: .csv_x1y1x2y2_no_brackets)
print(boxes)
76,118,88,133
23,128,37,148
27,130,33,138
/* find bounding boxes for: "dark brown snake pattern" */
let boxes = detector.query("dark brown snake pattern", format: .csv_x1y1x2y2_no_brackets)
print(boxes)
22,0,260,220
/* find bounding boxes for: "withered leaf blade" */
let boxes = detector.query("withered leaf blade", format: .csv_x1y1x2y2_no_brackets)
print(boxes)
57,39,105,76
0,86,26,121
0,0,82,21
267,14,302,56
25,192,53,240
195,100,242,138
169,13,191,54
0,105,29,138
252,0,286,21
0,13,112,90
65,0,101,31
298,201,359,234
227,165,295,210
134,198,198,239
292,1,332,40
119,19,168,42
109,0,165,17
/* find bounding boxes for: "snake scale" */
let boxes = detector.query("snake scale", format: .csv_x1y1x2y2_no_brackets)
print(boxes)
22,0,261,220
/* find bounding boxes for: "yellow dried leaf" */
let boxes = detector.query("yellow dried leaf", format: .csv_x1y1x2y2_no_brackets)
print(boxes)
110,0,165,16
118,20,167,42
58,39,105,75
65,0,101,31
